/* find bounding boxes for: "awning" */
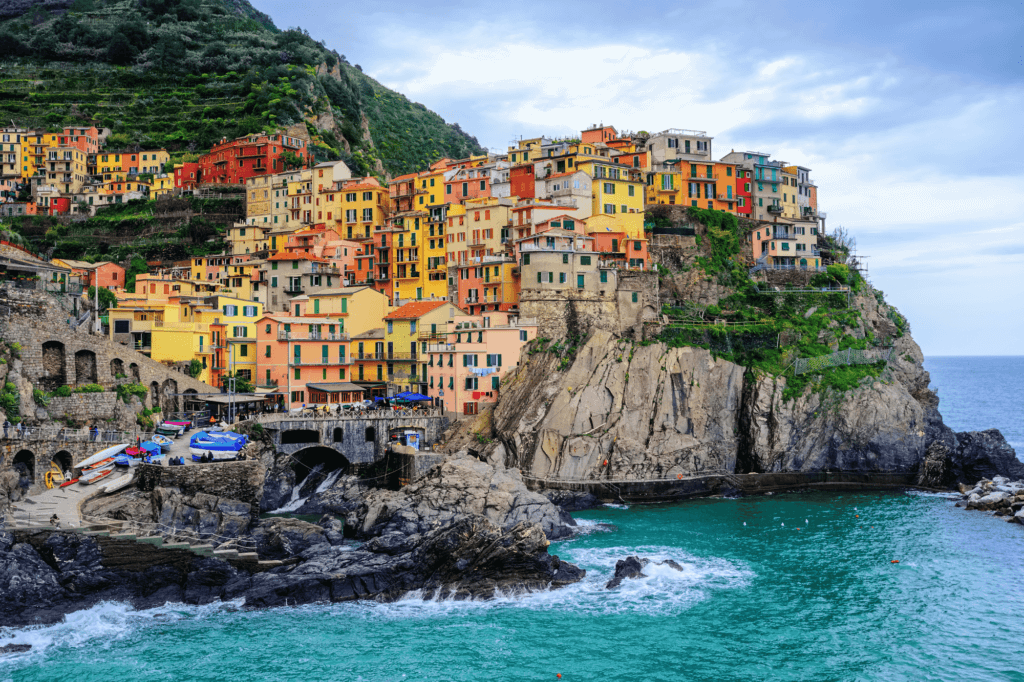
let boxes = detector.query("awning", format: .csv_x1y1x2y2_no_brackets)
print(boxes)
305,382,367,393
204,393,265,404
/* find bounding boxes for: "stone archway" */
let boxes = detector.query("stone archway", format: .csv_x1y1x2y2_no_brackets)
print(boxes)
161,378,178,413
51,450,73,479
290,446,351,485
41,341,66,391
110,358,125,379
75,349,97,384
129,363,140,381
13,449,34,491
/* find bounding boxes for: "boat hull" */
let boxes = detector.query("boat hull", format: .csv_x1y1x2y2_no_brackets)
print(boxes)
77,444,129,470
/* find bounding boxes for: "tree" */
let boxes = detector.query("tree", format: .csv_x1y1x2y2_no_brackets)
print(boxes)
188,359,203,378
225,371,254,394
87,286,118,311
107,34,137,66
124,256,148,292
279,150,306,170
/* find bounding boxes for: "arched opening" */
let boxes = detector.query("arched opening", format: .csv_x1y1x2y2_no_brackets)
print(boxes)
110,358,124,379
281,428,320,445
161,379,179,413
364,426,376,442
129,363,140,381
75,349,97,384
149,381,159,408
51,450,73,481
41,341,66,391
290,446,351,487
13,450,34,491
332,427,344,443
183,388,199,414
800,258,808,269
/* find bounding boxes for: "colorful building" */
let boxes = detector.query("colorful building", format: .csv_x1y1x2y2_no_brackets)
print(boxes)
383,300,463,395
197,132,312,186
292,285,389,338
424,311,537,415
255,314,350,406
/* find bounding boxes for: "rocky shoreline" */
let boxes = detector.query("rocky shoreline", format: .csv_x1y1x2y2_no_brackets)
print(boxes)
0,454,586,628
954,476,1024,524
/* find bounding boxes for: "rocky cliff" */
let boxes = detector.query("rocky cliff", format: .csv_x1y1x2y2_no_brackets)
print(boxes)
492,305,1021,491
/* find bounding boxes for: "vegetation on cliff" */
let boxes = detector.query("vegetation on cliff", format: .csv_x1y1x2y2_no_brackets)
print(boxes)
655,208,905,400
0,0,484,175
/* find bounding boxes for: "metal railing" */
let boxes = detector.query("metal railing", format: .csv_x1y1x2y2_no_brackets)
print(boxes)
249,407,444,424
793,347,894,376
0,426,154,443
278,332,349,341
749,263,828,274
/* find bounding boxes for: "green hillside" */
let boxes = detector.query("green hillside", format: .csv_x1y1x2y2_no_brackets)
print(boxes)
0,0,484,176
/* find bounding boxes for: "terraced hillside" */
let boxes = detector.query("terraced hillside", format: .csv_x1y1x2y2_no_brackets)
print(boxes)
0,0,484,176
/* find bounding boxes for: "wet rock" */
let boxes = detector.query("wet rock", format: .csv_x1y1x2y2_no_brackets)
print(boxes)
0,644,31,654
251,517,327,560
606,555,647,589
260,466,296,513
542,489,600,512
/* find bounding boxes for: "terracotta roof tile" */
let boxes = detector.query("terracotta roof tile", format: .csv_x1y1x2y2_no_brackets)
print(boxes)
384,300,447,320
266,251,329,263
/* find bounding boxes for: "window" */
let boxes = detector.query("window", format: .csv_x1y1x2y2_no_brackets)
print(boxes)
520,330,527,341
387,321,393,334
631,292,638,303
580,255,591,265
577,274,584,288
600,270,608,283
603,182,615,194
562,253,569,264
559,272,567,284
604,204,615,214
464,377,479,390
628,185,635,196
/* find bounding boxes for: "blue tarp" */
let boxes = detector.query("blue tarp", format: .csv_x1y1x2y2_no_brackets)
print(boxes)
404,393,430,401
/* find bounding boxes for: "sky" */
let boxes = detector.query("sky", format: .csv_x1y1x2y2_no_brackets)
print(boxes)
252,0,1023,356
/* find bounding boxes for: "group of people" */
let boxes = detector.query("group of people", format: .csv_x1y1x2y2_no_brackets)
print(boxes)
1,420,25,439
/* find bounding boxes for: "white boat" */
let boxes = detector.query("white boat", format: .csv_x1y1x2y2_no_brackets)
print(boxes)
77,444,129,470
80,464,115,485
152,434,173,452
101,473,134,494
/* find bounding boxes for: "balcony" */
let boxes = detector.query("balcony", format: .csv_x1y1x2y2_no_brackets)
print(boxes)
383,352,417,361
717,194,735,202
395,271,421,280
464,297,481,305
418,332,449,342
767,205,784,214
467,240,487,248
289,358,349,366
283,287,304,295
228,336,255,343
353,352,386,361
277,332,350,341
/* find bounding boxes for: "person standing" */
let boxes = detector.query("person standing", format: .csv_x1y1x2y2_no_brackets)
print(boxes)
2,420,9,438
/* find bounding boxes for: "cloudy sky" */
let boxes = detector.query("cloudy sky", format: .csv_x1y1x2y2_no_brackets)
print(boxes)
253,0,1022,356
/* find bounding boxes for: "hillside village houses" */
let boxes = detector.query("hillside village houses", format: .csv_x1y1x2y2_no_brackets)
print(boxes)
2,121,826,414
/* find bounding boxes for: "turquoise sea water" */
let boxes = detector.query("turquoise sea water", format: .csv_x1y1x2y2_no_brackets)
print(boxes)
2,357,1022,681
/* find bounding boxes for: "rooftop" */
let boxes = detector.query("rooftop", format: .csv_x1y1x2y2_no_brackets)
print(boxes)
385,300,447,320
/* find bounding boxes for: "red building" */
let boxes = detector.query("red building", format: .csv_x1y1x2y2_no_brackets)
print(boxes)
735,167,753,217
174,162,200,190
509,165,536,200
197,132,313,186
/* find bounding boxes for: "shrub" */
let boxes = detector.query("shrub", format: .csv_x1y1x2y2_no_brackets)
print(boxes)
53,385,72,398
116,382,149,403
74,384,104,393
32,389,50,407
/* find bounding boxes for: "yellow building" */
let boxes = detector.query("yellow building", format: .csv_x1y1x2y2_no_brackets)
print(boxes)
196,295,263,386
151,174,174,198
383,300,462,394
779,167,800,219
138,149,169,175
1,128,23,179
575,159,645,237
293,285,389,337
226,222,272,256
329,177,390,241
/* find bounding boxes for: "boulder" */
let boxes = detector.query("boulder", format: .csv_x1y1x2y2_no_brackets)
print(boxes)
356,455,576,540
606,555,647,589
542,489,600,512
251,518,327,560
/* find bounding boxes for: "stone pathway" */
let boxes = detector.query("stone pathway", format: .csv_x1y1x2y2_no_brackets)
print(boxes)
8,481,93,529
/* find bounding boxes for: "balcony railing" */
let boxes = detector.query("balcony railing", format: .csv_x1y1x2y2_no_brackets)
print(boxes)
767,205,784,214
277,332,349,341
283,287,304,295
383,352,417,361
289,358,351,366
353,352,386,361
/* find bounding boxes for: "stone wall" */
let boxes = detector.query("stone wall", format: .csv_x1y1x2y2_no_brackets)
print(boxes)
754,268,819,288
0,284,217,414
45,393,119,422
520,271,659,340
0,438,99,493
135,460,265,511
395,447,445,486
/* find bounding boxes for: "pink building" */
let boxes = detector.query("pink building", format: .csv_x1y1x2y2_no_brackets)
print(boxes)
255,314,352,408
424,311,537,415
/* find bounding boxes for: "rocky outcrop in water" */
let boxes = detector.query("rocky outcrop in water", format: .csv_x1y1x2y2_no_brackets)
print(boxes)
0,517,584,627
604,555,686,589
955,476,1024,524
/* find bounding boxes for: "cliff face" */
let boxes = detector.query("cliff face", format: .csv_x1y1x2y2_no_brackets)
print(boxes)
493,318,1019,488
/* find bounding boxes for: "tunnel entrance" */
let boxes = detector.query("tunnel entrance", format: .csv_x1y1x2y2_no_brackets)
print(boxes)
281,429,319,445
13,450,34,490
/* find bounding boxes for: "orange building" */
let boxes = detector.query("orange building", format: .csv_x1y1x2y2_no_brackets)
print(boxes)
256,314,350,407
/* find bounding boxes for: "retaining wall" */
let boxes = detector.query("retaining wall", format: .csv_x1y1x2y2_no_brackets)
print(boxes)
135,460,265,512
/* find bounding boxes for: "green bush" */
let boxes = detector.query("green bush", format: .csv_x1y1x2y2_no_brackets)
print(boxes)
74,383,104,393
0,381,20,420
116,382,149,403
32,389,50,407
53,385,72,398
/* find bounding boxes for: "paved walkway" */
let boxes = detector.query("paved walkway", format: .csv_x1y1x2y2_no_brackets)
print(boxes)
8,483,93,528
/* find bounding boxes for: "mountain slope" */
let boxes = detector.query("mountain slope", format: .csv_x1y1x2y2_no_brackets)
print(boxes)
0,0,484,176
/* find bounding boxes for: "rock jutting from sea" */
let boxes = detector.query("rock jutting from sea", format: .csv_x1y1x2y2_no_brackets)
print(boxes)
955,476,1024,524
0,454,584,628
